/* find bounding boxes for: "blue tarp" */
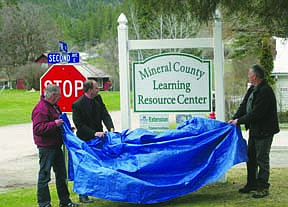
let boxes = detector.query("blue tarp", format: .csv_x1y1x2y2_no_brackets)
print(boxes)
60,113,247,204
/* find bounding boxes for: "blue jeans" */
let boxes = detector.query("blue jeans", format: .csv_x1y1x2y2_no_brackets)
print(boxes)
246,135,274,190
37,147,71,207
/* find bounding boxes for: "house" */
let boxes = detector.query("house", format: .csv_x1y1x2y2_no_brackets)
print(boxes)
71,62,111,90
272,37,288,112
0,78,10,89
34,53,51,69
35,53,112,91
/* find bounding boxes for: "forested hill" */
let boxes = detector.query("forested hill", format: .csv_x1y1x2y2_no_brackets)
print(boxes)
25,0,120,17
22,0,123,48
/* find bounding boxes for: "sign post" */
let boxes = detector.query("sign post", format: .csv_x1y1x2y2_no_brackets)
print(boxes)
117,12,224,128
117,12,226,182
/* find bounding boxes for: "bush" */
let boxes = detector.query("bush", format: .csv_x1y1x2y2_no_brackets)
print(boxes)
278,111,288,123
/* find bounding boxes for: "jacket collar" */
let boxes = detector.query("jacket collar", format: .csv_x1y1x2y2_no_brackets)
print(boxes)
253,79,267,93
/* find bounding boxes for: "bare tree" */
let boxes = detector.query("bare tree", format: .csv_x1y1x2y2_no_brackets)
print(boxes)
0,2,61,82
103,37,120,91
15,63,47,90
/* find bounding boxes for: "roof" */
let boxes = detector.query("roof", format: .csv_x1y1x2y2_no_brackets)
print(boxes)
53,62,111,78
34,53,49,63
74,62,111,78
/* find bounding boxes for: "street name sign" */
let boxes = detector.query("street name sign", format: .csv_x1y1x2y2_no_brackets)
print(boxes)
48,52,80,64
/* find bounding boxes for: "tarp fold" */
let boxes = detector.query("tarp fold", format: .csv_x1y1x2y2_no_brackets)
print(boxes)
60,113,247,204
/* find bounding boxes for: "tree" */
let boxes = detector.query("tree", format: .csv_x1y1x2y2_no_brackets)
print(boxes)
55,1,120,48
260,35,275,85
0,0,18,9
103,37,120,91
0,2,61,81
130,0,288,38
121,0,205,61
15,63,47,90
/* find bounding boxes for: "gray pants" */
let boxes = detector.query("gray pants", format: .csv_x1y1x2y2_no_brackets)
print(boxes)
246,135,273,190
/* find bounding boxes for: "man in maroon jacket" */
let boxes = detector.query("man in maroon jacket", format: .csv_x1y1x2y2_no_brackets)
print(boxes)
32,84,78,207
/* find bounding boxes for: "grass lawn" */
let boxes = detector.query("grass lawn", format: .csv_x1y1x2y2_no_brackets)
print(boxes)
0,90,120,126
0,168,287,207
0,90,39,126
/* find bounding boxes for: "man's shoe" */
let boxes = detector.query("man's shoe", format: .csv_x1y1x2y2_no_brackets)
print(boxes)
59,202,79,207
252,189,269,198
238,185,257,193
79,196,94,203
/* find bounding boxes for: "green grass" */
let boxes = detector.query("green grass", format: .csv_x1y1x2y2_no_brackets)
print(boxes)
0,90,120,126
98,91,120,112
0,90,39,126
1,168,288,207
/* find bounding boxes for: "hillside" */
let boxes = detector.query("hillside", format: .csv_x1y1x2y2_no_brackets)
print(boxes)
21,0,122,48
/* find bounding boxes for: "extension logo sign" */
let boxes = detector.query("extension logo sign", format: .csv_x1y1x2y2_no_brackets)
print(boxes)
132,53,212,112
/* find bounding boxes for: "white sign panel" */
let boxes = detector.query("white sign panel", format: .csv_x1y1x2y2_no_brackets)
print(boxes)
133,53,212,112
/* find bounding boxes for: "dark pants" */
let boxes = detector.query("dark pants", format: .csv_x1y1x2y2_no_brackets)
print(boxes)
37,147,71,207
246,135,273,190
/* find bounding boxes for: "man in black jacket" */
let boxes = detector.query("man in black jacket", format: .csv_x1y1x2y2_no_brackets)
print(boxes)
72,80,114,203
229,64,279,199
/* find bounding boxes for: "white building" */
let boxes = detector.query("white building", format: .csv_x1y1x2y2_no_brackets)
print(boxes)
272,37,288,112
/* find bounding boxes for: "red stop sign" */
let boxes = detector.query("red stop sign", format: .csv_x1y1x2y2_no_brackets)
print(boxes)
40,64,87,112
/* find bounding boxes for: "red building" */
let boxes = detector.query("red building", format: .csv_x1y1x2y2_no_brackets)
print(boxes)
35,53,112,91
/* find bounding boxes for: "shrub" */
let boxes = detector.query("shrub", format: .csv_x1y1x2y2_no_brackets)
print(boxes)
278,111,288,123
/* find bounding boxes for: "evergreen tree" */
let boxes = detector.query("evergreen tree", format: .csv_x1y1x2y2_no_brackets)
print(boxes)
260,35,275,86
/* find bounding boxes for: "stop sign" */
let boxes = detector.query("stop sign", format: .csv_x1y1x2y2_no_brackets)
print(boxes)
40,64,87,112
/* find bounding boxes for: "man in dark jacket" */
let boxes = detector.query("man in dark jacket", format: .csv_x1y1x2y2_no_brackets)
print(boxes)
72,80,114,203
229,64,279,198
32,84,78,207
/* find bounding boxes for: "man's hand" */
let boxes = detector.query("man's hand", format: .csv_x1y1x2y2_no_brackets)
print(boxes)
228,119,238,126
95,132,106,138
55,119,64,127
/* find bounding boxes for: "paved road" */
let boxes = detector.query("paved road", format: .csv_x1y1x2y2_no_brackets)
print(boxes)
0,111,287,192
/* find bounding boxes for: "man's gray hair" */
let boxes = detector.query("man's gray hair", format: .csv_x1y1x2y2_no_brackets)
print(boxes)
252,64,265,80
44,84,60,99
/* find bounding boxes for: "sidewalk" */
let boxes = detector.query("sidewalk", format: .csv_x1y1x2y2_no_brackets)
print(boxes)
236,130,288,168
0,111,287,193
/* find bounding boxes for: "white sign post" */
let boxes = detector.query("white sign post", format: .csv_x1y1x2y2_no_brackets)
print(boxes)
117,11,226,182
117,11,224,129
